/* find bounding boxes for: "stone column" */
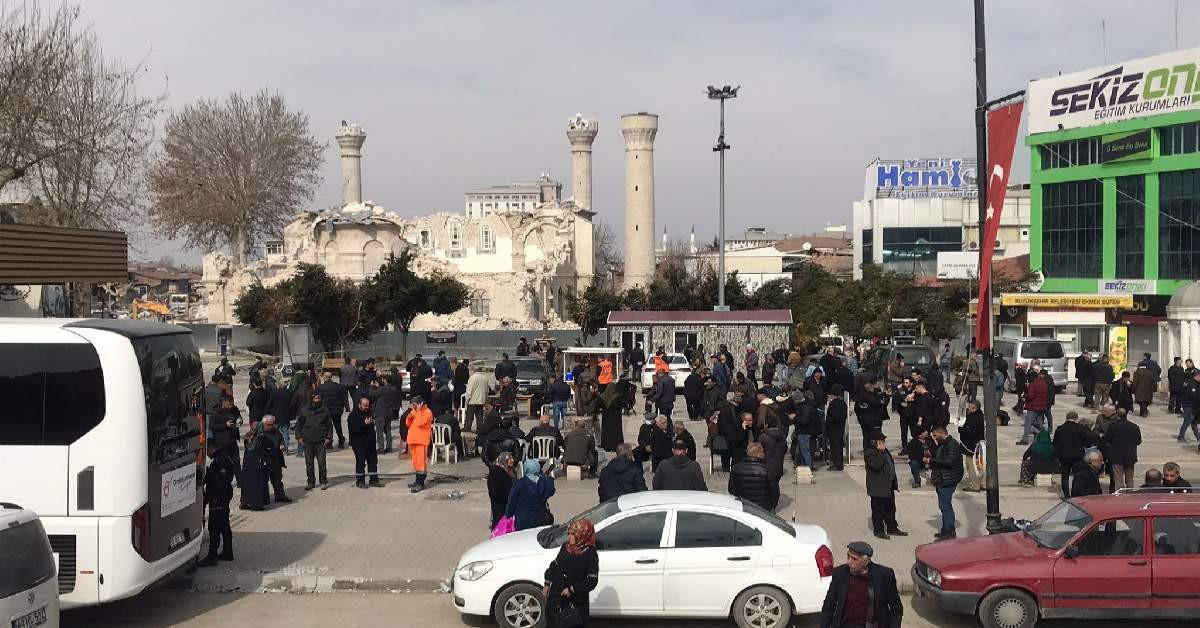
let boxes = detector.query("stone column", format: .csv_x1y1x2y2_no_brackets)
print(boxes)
621,112,658,289
566,115,598,210
336,121,366,207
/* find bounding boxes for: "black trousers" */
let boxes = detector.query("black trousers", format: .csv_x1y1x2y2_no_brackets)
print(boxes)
684,396,701,420
1169,391,1182,413
352,441,378,482
828,435,845,468
1059,457,1080,498
465,404,484,432
206,505,232,558
870,495,898,532
859,421,875,453
747,368,758,389
331,410,345,445
268,464,286,499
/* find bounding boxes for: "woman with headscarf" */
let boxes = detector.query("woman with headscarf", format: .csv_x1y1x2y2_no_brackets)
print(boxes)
505,459,556,531
598,382,625,451
1019,428,1059,485
487,452,519,529
543,519,599,627
238,426,270,510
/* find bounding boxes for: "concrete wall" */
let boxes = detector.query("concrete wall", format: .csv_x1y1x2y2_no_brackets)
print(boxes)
607,323,790,359
182,324,277,354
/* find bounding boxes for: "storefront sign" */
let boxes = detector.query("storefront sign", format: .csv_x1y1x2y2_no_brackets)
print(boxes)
1000,293,1133,308
936,251,979,279
1100,130,1152,163
1029,47,1200,134
1098,279,1157,294
424,332,458,344
871,158,978,199
1108,325,1129,375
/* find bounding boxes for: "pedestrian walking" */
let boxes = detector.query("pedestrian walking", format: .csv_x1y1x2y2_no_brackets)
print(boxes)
1168,357,1186,414
199,443,235,567
316,372,348,449
294,391,333,491
597,443,647,502
1103,408,1142,490
464,364,492,432
652,438,707,491
549,374,572,430
543,519,599,628
1092,355,1116,407
1070,450,1104,497
348,396,381,488
729,442,778,511
1132,364,1157,417
929,425,962,540
487,452,519,529
826,384,848,470
1018,364,1051,445
958,400,984,492
819,541,903,628
1052,411,1093,498
405,397,434,493
506,459,556,531
864,433,906,540
256,416,290,503
1180,371,1200,443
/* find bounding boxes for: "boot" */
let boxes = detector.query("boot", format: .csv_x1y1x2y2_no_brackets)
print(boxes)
410,473,426,493
369,478,383,487
355,481,367,489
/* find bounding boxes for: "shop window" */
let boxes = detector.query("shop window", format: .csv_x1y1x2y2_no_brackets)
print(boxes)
1159,169,1200,279
1038,137,1100,169
880,226,961,275
1030,327,1055,339
861,230,874,265
1042,180,1102,278
998,324,1023,339
1161,122,1200,156
1115,176,1145,279
1079,327,1103,354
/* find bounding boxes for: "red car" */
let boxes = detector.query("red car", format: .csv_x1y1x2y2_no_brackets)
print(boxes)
913,492,1200,628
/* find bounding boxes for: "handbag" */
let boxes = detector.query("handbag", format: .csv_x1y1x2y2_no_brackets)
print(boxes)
711,434,729,453
556,599,584,628
490,515,515,539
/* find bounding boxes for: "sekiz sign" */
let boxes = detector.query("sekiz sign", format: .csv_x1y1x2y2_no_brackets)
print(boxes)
1029,47,1200,134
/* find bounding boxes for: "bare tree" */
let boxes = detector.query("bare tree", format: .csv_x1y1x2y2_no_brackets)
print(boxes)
593,218,623,276
148,90,323,265
0,2,160,231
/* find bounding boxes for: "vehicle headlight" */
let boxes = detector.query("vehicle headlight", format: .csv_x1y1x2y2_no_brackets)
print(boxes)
456,560,493,581
925,565,942,588
529,379,543,386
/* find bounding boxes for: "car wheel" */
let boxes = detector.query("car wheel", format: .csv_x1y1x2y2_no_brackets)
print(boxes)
978,588,1038,628
732,585,792,628
492,583,546,628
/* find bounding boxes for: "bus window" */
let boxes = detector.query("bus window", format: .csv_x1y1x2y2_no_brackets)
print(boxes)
0,343,105,446
132,335,203,463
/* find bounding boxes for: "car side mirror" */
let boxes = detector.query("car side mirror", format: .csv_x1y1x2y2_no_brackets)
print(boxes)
1064,545,1079,559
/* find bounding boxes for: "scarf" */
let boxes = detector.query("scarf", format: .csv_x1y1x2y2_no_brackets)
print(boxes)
522,458,542,479
1031,429,1054,458
565,518,595,556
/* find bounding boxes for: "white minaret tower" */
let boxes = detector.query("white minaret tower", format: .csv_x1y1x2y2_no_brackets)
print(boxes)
566,114,598,210
660,226,667,252
336,121,366,207
621,112,658,289
689,225,697,254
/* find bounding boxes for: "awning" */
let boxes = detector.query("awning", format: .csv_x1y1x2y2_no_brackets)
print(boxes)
0,223,127,284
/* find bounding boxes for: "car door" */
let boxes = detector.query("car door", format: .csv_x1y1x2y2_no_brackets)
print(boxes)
1150,515,1200,610
662,509,763,615
1052,517,1151,610
591,510,668,615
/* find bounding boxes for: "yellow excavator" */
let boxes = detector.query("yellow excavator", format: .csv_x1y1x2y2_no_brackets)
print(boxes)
130,298,171,320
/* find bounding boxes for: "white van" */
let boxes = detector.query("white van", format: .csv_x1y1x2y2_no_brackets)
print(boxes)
994,337,1068,391
0,504,60,628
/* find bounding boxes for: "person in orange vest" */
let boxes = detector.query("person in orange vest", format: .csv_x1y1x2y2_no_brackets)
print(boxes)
405,397,434,493
598,356,614,389
653,350,668,375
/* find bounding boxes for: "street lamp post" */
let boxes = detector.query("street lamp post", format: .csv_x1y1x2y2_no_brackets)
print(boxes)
707,85,739,309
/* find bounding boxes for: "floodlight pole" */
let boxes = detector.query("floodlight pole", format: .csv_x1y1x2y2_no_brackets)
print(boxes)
708,85,738,309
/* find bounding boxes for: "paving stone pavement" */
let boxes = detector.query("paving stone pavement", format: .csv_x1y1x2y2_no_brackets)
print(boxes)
192,358,1199,594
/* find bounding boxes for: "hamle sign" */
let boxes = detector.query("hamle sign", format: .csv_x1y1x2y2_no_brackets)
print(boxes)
870,158,978,199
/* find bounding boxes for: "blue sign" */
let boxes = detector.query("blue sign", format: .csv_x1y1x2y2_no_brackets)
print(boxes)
873,158,978,199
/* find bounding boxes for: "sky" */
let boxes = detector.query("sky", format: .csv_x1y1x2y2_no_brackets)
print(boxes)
65,0,1198,263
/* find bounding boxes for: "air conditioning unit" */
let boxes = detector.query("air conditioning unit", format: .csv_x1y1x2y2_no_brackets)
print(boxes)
967,241,979,250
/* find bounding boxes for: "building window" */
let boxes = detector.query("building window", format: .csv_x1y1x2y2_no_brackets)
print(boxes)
448,221,463,250
470,291,490,316
1159,169,1200,279
880,226,961,274
1162,122,1200,156
1115,176,1145,279
265,241,284,256
861,230,874,265
1039,137,1100,169
1042,180,1102,278
480,225,495,252
419,230,431,249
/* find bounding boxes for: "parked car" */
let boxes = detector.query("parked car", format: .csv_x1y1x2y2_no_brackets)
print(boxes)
861,344,938,380
640,353,691,392
993,337,1068,392
453,491,833,628
913,491,1200,628
0,504,60,628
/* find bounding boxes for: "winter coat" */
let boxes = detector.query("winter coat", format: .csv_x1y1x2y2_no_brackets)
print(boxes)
494,359,517,382
430,385,454,416
246,388,269,423
728,458,778,511
820,563,903,628
1168,365,1187,393
1132,367,1157,403
755,399,783,431
316,381,348,416
1092,360,1116,385
405,405,434,446
929,436,964,488
756,426,789,481
347,407,376,448
864,447,899,498
717,402,749,455
683,372,704,401
652,455,708,491
958,410,984,453
1111,379,1135,411
204,383,225,415
267,387,297,425
562,428,595,467
465,372,492,406
209,408,241,450
432,356,452,382
370,384,402,424
203,450,236,508
1075,355,1094,381
1024,375,1051,412
745,349,760,371
825,398,848,438
674,428,697,461
793,400,821,436
652,375,676,406
1052,421,1093,461
701,386,725,417
1185,380,1200,409
292,402,330,444
505,475,555,530
597,456,648,502
1070,461,1102,497
1103,418,1142,465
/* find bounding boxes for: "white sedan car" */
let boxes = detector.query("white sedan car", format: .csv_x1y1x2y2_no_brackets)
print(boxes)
640,353,692,392
452,491,833,628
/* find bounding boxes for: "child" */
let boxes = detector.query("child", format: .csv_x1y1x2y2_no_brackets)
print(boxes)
199,443,236,566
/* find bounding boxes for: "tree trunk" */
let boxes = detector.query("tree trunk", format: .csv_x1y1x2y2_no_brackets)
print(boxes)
231,224,248,266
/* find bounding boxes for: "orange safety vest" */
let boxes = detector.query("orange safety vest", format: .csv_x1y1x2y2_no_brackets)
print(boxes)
598,359,614,384
653,355,668,373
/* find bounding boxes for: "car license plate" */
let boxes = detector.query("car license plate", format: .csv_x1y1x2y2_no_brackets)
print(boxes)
12,606,47,628
169,531,186,551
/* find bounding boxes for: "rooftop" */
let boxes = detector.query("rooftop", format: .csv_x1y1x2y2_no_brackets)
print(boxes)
607,309,793,325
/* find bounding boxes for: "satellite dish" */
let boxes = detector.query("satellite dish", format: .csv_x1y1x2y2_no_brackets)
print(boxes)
802,242,813,252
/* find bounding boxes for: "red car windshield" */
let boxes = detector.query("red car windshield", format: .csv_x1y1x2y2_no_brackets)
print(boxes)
1025,501,1092,549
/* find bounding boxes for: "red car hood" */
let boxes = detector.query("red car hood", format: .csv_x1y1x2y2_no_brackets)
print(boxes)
916,531,1048,570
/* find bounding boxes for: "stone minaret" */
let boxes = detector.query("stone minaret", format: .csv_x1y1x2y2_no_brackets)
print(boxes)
336,121,366,207
566,114,598,210
621,112,658,289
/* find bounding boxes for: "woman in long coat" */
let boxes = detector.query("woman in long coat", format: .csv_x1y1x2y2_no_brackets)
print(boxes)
598,383,624,451
239,429,270,510
543,519,599,628
506,459,556,531
1131,365,1157,416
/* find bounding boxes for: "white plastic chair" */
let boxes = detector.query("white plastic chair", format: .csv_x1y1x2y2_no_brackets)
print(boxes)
530,435,558,464
431,423,457,464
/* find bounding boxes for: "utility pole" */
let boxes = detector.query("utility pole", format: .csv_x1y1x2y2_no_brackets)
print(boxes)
974,0,1003,535
707,85,739,310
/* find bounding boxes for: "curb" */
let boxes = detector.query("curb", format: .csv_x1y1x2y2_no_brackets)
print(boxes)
172,572,452,594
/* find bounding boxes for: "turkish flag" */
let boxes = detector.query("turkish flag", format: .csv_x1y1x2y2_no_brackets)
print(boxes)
976,101,1024,350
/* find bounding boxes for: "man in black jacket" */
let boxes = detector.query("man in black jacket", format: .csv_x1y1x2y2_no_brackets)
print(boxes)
1052,411,1093,498
370,375,401,453
199,443,236,567
347,396,381,488
294,392,333,491
1070,450,1104,497
1103,408,1142,490
825,385,848,471
958,401,985,492
717,394,749,471
929,425,963,540
1092,356,1116,408
1168,356,1186,414
652,439,707,491
683,370,704,420
256,416,290,503
819,541,902,628
210,395,242,472
315,372,348,449
729,442,778,511
266,383,298,455
1075,352,1094,406
597,443,647,502
854,379,888,454
864,433,906,540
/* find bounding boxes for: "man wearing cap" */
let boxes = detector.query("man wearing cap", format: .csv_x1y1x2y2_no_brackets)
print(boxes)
652,438,708,491
864,432,907,540
820,541,903,628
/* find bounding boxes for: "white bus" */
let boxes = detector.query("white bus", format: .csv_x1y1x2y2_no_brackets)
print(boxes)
0,318,205,608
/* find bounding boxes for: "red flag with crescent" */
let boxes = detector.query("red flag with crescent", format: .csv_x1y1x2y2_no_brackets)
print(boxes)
976,101,1024,350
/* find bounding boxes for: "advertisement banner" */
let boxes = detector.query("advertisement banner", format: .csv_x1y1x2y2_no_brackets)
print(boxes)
160,464,196,518
1108,326,1129,376
1098,279,1157,294
936,251,979,279
1028,47,1200,134
1100,130,1152,163
869,158,978,199
1000,293,1133,308
976,101,1024,350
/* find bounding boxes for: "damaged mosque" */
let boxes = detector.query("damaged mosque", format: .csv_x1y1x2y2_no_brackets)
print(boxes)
201,114,612,331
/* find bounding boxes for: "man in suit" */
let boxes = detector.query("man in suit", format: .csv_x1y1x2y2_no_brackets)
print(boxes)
820,541,902,628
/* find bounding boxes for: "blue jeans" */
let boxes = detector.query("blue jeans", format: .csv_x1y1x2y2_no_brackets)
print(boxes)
793,434,812,468
551,401,568,430
279,424,291,452
908,459,923,484
935,485,956,533
1022,410,1045,441
1180,409,1200,440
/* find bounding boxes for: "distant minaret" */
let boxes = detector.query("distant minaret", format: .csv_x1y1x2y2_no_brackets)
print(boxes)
689,225,697,254
621,112,659,289
660,226,667,252
335,121,366,207
566,114,598,210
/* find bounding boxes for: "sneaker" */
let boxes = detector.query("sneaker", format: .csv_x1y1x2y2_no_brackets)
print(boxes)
355,481,367,489
873,530,889,540
888,528,909,537
320,483,330,491
305,484,314,491
410,484,424,494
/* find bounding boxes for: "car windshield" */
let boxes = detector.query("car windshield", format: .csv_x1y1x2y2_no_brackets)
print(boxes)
894,347,936,367
1022,342,1065,360
1025,501,1092,549
537,499,622,548
513,361,547,377
667,355,687,365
